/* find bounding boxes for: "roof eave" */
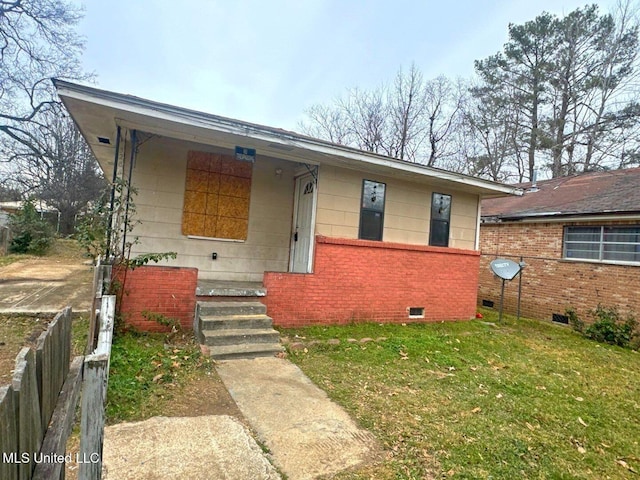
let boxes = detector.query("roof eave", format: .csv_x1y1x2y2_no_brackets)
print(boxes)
482,211,640,224
53,79,521,197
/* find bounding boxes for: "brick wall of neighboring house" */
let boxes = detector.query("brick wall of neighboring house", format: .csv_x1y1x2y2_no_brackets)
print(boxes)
114,265,198,332
263,236,481,327
479,221,640,322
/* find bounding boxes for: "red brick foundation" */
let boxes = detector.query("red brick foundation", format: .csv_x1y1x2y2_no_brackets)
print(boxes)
263,236,481,327
114,265,198,332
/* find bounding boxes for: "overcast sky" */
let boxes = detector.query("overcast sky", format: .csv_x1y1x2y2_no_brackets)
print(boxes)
78,0,618,131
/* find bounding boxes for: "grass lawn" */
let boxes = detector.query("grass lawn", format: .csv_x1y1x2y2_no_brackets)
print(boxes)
106,332,209,423
0,237,89,267
105,331,227,424
282,309,640,479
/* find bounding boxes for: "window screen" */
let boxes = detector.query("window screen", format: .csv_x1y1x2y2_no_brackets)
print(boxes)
359,180,385,241
429,193,451,247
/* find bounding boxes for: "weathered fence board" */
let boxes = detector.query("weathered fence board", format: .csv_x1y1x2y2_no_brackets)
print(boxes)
78,354,108,480
35,308,72,431
79,295,116,480
0,385,19,480
32,356,84,480
12,348,43,480
88,262,112,353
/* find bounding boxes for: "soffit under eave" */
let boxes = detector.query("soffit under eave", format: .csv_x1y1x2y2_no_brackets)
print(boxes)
60,93,516,197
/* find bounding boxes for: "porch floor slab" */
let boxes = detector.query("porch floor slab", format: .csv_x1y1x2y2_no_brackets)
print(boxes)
216,357,379,480
196,280,266,297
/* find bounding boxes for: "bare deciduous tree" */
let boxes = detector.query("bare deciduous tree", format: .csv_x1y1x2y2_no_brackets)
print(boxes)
4,113,105,234
299,65,463,168
0,0,87,157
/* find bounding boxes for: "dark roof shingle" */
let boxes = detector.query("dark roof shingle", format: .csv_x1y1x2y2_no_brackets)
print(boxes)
482,167,640,219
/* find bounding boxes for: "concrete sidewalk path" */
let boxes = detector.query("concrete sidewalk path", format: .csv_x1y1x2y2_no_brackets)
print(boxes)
0,259,92,314
216,357,379,480
102,415,280,479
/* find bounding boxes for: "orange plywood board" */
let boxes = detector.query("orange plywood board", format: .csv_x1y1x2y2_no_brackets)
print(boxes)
206,193,219,216
182,151,253,240
221,157,253,178
183,190,207,214
185,168,209,192
217,216,249,240
218,195,249,219
181,212,205,236
219,175,251,198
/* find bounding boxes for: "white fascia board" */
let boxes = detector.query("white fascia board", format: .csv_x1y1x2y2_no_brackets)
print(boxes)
55,80,520,197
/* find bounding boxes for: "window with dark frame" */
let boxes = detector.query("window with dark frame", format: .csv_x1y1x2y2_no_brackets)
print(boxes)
563,225,640,263
359,180,386,241
429,193,451,247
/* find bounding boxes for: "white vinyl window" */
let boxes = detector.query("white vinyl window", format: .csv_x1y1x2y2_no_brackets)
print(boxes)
563,226,640,264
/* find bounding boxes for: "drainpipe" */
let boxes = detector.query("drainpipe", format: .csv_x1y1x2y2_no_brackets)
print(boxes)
105,126,121,261
121,129,137,256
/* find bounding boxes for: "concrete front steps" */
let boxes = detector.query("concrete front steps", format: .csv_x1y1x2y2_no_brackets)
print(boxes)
196,298,283,360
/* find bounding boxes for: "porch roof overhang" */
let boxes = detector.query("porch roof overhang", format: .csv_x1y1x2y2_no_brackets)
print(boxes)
53,79,521,199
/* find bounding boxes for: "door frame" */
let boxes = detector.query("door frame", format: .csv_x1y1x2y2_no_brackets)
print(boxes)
289,173,317,273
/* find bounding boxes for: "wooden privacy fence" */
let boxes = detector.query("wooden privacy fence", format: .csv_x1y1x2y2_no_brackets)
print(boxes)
0,295,116,480
0,307,79,480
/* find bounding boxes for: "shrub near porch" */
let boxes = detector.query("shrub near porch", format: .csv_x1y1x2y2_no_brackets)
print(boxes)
282,311,640,479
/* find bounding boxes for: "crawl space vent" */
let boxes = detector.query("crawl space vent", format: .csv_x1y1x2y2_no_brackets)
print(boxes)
552,313,569,324
482,299,494,308
408,307,424,318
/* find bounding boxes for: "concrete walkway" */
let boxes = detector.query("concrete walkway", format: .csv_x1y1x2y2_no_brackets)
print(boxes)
216,357,378,480
0,259,92,314
102,415,280,479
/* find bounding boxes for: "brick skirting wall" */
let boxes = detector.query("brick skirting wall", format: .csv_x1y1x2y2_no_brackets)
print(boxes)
114,265,198,332
263,236,481,327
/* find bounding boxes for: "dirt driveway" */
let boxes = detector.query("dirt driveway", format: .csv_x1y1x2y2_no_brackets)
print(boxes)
0,242,93,314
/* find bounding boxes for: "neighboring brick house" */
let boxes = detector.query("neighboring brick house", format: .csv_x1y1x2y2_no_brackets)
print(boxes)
478,168,640,324
54,80,518,332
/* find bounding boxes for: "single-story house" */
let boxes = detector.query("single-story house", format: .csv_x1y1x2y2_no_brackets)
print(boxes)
54,80,519,336
479,168,640,324
0,200,60,230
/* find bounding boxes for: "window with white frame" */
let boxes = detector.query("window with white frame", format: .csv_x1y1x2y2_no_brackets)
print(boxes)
563,225,640,264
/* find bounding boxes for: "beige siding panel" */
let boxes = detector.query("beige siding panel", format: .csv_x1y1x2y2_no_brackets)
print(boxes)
316,166,361,236
127,136,295,281
384,214,429,232
316,193,360,213
136,191,184,209
333,225,359,238
385,200,427,219
449,193,478,250
317,164,479,250
316,208,346,227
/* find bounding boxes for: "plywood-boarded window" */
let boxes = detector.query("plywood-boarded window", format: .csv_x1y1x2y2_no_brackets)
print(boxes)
182,151,253,240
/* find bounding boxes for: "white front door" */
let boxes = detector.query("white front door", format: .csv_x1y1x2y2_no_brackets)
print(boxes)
290,174,316,273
